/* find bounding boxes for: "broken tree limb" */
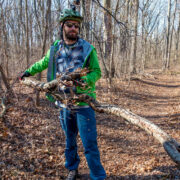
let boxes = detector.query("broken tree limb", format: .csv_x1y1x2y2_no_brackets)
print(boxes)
89,103,180,166
0,97,6,118
21,77,59,91
21,78,180,166
21,77,64,102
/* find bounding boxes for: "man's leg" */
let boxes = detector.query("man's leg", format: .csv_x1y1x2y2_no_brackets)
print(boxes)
76,107,106,180
59,108,80,170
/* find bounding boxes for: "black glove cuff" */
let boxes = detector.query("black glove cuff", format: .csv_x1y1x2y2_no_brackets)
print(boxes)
20,71,31,80
24,71,31,77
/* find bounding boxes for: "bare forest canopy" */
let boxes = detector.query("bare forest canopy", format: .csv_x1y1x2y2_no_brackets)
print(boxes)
0,0,180,80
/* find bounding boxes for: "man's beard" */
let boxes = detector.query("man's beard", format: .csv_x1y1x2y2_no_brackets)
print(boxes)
64,29,78,41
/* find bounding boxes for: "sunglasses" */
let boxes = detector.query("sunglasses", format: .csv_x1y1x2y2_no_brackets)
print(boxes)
65,22,80,29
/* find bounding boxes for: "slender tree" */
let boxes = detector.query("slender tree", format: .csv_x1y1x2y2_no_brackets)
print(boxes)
130,0,139,74
164,0,172,69
82,0,91,41
169,0,177,66
175,5,180,62
25,0,30,67
103,0,113,78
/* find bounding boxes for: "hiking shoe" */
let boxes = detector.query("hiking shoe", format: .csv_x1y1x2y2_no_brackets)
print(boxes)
66,170,78,180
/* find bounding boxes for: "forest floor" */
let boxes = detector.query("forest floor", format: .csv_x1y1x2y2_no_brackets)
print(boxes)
1,70,180,179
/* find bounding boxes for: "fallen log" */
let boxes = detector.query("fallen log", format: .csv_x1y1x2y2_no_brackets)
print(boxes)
21,78,180,166
91,103,180,166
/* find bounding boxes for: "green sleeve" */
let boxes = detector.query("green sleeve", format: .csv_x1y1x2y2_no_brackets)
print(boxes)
82,48,101,85
76,47,101,103
26,49,50,76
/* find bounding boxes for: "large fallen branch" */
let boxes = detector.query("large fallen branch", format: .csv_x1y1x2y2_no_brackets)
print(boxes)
21,78,180,166
92,103,180,166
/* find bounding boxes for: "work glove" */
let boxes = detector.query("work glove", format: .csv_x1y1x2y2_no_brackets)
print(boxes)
60,73,82,82
60,75,72,81
19,71,31,80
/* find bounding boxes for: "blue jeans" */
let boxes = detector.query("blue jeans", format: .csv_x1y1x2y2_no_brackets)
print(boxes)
59,107,106,180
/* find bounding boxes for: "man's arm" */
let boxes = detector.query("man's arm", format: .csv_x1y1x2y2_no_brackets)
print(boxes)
26,49,50,76
81,48,101,86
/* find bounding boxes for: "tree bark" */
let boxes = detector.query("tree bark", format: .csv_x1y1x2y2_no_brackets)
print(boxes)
18,0,23,48
82,0,91,41
92,104,180,165
0,73,2,93
0,97,6,118
25,0,30,67
164,0,172,69
175,11,180,62
130,0,139,74
0,65,10,90
168,0,177,67
34,0,43,43
103,0,113,78
1,7,9,77
124,0,130,75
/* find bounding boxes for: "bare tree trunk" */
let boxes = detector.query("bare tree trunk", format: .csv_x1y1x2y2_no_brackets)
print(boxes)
0,74,2,93
0,65,14,118
48,1,52,43
111,0,119,78
18,0,22,48
103,0,113,78
25,0,30,67
92,1,97,44
1,7,9,77
34,0,43,43
124,0,130,75
168,0,177,67
175,11,180,62
0,65,10,91
36,0,51,106
164,0,172,69
82,0,91,41
0,19,2,92
130,0,139,74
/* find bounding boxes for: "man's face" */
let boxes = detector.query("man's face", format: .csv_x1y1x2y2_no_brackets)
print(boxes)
63,20,80,41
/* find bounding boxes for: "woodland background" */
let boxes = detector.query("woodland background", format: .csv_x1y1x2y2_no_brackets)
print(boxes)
0,0,180,83
1,0,180,179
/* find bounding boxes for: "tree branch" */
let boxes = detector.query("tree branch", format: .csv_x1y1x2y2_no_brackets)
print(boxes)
92,0,127,30
0,97,6,118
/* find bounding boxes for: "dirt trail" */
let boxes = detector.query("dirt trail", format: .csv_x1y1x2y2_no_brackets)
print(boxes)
0,73,180,179
96,73,180,179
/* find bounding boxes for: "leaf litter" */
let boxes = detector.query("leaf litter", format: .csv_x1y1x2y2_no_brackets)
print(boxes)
0,73,180,179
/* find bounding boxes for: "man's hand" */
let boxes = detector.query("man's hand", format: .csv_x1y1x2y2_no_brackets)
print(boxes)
19,71,31,80
60,75,72,81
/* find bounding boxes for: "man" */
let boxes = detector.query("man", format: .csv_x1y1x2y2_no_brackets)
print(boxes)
20,8,106,180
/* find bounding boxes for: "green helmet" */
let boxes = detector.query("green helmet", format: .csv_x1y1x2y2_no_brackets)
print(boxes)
59,9,83,23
